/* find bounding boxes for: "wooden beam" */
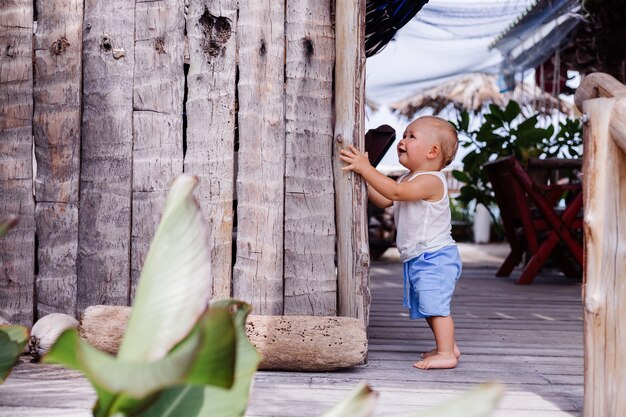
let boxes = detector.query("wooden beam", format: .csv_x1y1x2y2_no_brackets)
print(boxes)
184,0,237,300
333,0,370,323
33,0,83,318
233,1,286,314
77,0,135,312
131,0,185,300
0,0,35,326
582,96,626,417
283,0,337,316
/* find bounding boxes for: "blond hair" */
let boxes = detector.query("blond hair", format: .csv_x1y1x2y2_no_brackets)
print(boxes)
418,115,459,169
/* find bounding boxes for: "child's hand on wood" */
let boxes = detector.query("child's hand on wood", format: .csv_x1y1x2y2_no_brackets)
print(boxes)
340,145,370,175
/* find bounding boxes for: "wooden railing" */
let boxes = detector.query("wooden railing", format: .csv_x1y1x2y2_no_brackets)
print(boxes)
575,73,626,417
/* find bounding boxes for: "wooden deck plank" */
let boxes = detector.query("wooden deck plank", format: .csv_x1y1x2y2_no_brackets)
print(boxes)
0,263,583,417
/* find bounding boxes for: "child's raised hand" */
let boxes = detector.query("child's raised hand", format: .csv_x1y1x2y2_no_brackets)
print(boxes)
340,145,370,174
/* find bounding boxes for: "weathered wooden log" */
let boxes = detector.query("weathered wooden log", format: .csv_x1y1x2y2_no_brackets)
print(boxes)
79,305,367,371
333,0,370,324
581,95,626,417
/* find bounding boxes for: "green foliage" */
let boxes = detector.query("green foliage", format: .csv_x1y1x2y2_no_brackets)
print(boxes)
450,101,583,222
43,175,262,417
0,325,29,384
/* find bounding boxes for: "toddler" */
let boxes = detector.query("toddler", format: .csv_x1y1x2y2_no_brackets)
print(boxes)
340,115,462,370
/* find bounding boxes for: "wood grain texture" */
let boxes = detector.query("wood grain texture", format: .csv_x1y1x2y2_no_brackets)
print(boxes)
33,0,83,318
283,0,337,316
233,1,285,314
131,0,185,299
184,0,237,300
77,0,135,312
333,0,370,323
0,0,35,326
582,97,626,417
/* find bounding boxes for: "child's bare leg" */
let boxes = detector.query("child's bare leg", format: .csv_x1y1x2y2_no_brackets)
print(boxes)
414,316,458,370
421,317,460,358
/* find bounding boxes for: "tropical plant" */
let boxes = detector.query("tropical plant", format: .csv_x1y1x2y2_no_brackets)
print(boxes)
450,101,583,224
0,325,29,384
44,175,262,417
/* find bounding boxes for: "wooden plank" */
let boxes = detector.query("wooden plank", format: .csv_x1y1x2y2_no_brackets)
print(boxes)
33,0,82,318
184,0,237,300
0,0,35,326
130,0,185,299
283,0,336,316
233,1,285,314
333,0,369,323
77,0,135,311
582,96,626,417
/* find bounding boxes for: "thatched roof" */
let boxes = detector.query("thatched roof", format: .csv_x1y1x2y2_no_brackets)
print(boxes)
390,73,572,118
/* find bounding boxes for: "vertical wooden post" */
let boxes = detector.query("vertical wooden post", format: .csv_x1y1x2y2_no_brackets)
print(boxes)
131,0,185,299
185,0,237,300
283,0,337,316
0,0,35,325
577,73,626,417
33,0,83,318
77,1,135,312
233,1,286,315
333,0,370,323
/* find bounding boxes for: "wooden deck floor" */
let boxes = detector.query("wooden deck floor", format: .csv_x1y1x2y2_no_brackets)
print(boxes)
0,258,584,417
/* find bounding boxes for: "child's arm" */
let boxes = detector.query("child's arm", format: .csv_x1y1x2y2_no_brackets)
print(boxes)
368,185,393,208
340,145,442,202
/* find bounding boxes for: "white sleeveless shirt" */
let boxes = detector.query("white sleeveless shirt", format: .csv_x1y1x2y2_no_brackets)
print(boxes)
393,171,455,262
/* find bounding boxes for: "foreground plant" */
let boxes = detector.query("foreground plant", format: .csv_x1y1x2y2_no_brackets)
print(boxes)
0,325,29,384
44,175,261,417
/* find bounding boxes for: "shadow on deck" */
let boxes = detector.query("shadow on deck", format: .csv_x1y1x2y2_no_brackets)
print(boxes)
0,245,583,417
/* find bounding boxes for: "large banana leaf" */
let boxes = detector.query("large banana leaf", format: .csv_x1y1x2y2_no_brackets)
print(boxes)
0,325,28,383
403,383,504,417
44,307,237,416
136,301,262,417
118,175,213,362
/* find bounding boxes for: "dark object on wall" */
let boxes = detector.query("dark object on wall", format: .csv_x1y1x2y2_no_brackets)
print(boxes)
365,0,429,57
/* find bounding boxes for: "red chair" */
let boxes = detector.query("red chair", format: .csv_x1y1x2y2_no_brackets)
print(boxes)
483,156,583,284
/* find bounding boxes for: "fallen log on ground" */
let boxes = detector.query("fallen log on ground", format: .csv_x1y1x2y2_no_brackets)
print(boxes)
79,305,368,371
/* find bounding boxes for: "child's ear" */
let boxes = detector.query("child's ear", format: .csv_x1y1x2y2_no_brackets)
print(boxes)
427,144,441,160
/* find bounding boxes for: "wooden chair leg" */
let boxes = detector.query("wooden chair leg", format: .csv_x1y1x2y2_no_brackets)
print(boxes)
516,233,559,285
497,245,525,277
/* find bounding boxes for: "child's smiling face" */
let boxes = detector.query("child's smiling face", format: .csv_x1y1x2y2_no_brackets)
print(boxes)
397,119,439,171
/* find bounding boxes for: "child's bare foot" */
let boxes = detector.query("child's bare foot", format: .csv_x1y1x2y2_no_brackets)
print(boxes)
421,345,461,359
413,352,458,370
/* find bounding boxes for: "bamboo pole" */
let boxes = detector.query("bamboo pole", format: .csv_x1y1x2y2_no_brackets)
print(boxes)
577,73,626,417
333,0,370,324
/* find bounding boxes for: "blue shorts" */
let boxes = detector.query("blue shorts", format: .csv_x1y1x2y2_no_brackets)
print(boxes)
403,245,462,319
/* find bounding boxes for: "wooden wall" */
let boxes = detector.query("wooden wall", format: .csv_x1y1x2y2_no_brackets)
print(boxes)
0,0,369,326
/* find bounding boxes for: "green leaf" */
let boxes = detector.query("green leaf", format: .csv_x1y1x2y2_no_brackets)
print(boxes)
0,216,18,238
0,325,28,383
451,170,471,184
320,381,377,417
401,382,504,417
502,101,521,123
136,301,262,417
459,111,470,132
118,175,213,363
44,329,202,399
